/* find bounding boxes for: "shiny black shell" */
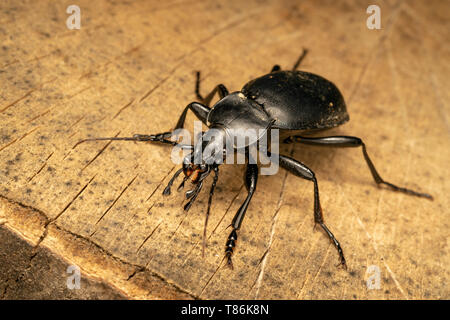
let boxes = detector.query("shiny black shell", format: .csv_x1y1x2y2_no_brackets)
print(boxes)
241,70,349,130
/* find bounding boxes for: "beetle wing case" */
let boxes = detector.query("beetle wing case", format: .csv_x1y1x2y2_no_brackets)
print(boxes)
242,70,350,130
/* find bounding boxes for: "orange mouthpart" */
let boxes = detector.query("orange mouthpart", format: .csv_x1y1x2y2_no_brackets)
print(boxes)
185,165,207,184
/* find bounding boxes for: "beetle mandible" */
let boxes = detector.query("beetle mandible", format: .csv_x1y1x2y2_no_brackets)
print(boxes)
78,49,432,269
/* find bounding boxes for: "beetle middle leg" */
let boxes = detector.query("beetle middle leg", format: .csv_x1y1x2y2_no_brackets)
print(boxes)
270,48,309,73
278,154,347,269
285,135,433,199
225,163,258,269
195,71,229,107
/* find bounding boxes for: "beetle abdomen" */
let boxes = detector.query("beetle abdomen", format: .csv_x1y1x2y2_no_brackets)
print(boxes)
242,70,349,130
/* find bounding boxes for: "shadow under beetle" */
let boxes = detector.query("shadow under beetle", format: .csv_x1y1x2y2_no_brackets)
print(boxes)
79,49,433,270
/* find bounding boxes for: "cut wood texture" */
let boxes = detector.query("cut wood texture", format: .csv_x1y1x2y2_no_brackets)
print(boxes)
0,0,448,299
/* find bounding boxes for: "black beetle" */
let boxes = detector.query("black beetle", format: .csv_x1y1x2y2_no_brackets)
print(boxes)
79,49,432,269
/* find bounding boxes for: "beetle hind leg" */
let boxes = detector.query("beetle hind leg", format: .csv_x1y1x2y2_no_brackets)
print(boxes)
286,135,433,200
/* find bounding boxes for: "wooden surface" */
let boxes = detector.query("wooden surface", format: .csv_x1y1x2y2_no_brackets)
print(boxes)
0,0,448,299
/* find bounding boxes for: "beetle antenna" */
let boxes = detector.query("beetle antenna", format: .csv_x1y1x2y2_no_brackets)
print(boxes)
74,133,177,149
202,166,219,257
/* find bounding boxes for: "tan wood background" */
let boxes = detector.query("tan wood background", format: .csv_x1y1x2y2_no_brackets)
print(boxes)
0,0,448,299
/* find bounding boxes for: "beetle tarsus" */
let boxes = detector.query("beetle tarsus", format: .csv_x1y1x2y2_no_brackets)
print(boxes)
225,252,234,270
224,229,238,270
318,222,347,271
379,181,433,200
162,168,184,196
336,257,347,270
183,181,204,212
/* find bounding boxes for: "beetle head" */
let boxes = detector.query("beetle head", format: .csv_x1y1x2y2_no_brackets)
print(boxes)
181,126,227,184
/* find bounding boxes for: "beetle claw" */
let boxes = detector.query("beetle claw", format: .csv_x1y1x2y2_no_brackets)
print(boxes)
225,252,234,270
177,180,185,191
162,185,171,196
336,258,347,270
185,189,195,199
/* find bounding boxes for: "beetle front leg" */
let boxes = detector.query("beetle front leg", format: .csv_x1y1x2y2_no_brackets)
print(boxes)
195,71,229,107
76,101,211,148
140,101,210,144
225,163,258,269
286,135,433,199
125,101,210,146
279,155,347,269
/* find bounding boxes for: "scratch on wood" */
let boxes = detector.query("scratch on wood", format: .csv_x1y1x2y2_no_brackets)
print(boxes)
0,76,57,114
199,256,226,297
79,61,112,80
80,131,120,172
18,126,40,141
0,127,40,153
139,63,182,103
139,12,257,104
92,174,139,229
0,137,18,153
136,220,163,253
1,59,19,69
68,115,85,130
28,151,54,182
123,45,141,56
1,49,59,69
68,86,91,99
26,109,51,124
55,175,97,221
112,99,135,120
0,90,34,114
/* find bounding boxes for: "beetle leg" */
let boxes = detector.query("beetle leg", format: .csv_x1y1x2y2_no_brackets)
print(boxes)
287,135,433,200
270,48,308,73
271,65,281,72
75,101,209,148
116,101,209,142
175,101,211,129
203,166,219,257
291,48,309,71
184,180,204,212
195,71,229,107
163,168,184,196
225,163,258,269
278,155,347,269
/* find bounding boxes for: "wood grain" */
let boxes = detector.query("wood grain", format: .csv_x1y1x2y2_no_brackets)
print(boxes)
0,0,448,299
